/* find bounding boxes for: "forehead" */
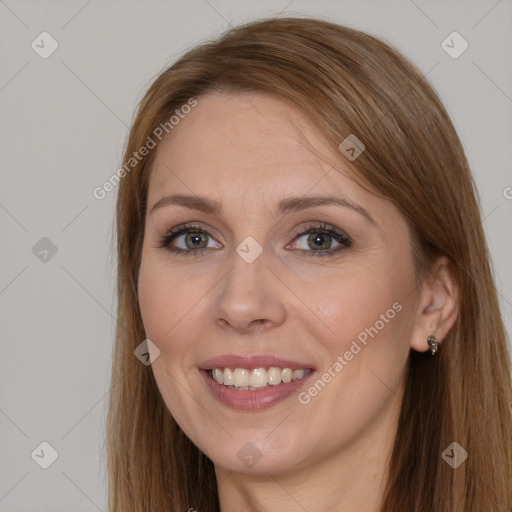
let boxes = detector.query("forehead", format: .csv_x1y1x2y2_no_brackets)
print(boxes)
144,91,413,257
148,91,361,202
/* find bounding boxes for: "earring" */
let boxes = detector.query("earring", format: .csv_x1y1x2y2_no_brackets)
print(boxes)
427,333,439,356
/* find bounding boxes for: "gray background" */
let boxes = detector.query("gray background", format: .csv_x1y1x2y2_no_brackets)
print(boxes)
1,1,511,510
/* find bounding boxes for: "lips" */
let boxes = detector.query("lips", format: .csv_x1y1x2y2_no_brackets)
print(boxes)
199,354,316,410
200,354,315,371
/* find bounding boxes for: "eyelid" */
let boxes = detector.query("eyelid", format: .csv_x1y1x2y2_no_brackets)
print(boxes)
286,222,352,256
158,221,352,257
159,223,222,250
291,222,351,243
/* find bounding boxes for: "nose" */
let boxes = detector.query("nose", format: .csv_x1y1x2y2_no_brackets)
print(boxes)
211,247,287,334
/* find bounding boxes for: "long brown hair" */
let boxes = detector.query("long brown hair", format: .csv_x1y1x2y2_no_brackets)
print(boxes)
106,17,512,511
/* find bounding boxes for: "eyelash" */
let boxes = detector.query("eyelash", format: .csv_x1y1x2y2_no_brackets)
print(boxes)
157,222,352,258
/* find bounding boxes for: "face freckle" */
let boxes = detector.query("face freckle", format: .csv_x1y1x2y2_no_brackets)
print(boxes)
137,90,421,479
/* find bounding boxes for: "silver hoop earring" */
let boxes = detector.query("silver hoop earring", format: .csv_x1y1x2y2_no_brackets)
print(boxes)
427,333,439,356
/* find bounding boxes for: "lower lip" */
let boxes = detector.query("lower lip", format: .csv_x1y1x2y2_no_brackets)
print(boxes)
200,369,315,410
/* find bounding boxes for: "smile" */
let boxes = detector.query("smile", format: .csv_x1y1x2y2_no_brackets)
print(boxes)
208,367,311,390
199,354,316,409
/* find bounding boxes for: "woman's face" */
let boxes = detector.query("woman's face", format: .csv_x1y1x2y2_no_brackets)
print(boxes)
138,91,422,477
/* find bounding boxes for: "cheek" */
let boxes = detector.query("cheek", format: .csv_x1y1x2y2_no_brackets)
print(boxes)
300,279,412,434
137,257,206,437
306,262,415,375
138,255,186,345
138,261,168,341
137,254,211,363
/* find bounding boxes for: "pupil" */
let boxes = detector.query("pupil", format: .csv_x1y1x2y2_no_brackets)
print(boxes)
309,233,330,250
187,232,206,248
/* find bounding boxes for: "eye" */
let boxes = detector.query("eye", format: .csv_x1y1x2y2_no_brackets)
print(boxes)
158,224,222,256
158,222,351,258
287,223,351,258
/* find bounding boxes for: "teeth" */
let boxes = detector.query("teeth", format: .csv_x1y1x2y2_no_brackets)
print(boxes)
282,368,292,383
209,367,311,389
249,368,268,388
223,368,234,385
233,368,249,387
213,368,224,385
268,367,283,385
292,369,305,380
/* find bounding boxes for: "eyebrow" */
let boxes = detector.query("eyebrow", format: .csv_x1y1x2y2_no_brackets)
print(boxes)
150,193,376,225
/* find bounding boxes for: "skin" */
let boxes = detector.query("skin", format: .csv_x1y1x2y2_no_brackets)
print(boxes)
137,91,458,512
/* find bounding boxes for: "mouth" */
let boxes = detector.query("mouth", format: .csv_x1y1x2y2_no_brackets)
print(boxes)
207,367,312,390
199,355,316,410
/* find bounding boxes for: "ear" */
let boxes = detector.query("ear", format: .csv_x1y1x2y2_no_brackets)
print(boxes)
410,256,459,353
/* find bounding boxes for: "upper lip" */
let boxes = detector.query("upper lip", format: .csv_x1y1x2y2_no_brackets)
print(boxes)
200,354,315,371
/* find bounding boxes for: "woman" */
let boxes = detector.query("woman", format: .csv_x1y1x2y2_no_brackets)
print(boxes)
106,17,512,511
